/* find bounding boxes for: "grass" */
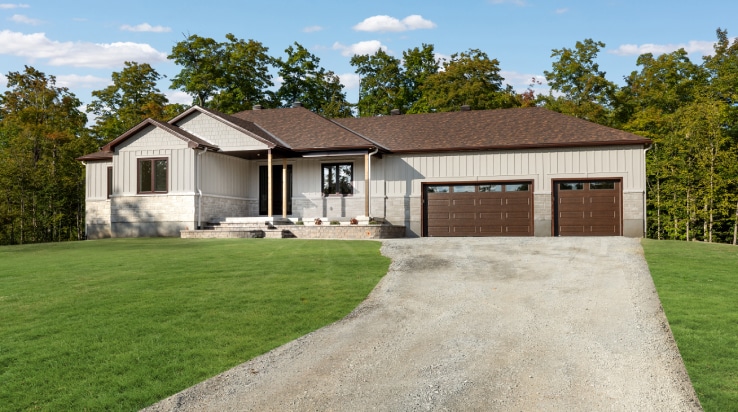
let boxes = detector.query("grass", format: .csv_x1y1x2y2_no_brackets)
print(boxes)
0,238,390,411
642,239,738,412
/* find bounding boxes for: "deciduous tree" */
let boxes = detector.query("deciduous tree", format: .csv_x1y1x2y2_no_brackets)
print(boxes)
87,61,170,144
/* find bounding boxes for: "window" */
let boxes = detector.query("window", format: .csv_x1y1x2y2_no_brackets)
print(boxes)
138,158,168,194
479,184,502,192
322,163,353,196
590,181,616,190
505,183,529,192
426,185,449,193
559,182,583,191
107,167,113,199
453,185,476,193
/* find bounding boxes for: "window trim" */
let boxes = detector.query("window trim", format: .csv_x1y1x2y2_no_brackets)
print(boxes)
321,162,354,196
137,157,169,194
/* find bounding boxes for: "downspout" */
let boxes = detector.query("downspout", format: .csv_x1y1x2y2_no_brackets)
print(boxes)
197,147,208,229
367,147,379,218
643,144,652,238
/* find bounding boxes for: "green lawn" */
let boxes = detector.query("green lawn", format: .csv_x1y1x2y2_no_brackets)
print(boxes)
0,238,390,411
642,239,738,412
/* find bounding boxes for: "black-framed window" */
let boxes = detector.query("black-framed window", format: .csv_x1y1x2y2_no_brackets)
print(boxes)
322,163,353,196
138,158,168,194
107,166,113,199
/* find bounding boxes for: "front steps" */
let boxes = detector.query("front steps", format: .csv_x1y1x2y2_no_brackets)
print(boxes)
180,217,406,239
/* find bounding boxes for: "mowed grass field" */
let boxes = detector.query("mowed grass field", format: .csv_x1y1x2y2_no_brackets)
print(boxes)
0,238,390,411
642,239,738,412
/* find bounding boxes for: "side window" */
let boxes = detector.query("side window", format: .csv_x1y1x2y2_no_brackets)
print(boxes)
138,158,168,194
322,163,353,196
107,167,113,199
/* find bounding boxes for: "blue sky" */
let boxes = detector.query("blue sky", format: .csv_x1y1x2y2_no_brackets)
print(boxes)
1,0,736,111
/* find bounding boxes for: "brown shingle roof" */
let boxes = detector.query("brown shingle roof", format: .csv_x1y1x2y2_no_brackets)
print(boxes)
76,150,113,161
232,107,378,151
335,107,650,153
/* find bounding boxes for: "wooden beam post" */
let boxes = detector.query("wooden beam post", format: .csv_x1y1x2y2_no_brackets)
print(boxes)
364,153,369,217
282,158,287,218
267,150,273,217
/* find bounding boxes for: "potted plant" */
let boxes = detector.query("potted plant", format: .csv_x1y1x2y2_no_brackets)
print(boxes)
350,217,358,225
314,218,322,225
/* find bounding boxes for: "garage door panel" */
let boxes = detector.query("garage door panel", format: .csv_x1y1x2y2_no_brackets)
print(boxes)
589,196,617,204
559,211,585,219
559,197,585,205
479,212,504,220
505,225,533,234
478,225,504,233
477,199,504,208
590,210,617,219
590,225,617,234
506,211,531,219
451,213,476,220
427,199,451,207
505,197,531,206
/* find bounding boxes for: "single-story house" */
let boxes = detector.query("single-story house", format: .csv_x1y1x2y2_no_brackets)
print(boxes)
77,104,651,239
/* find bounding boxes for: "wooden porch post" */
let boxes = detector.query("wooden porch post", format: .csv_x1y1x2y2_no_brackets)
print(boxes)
364,153,369,217
282,158,287,218
267,150,273,217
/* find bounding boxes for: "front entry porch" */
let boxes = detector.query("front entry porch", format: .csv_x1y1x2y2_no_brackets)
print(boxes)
181,216,405,239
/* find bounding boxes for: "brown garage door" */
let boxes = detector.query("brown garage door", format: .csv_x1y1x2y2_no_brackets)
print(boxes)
424,182,533,237
554,180,621,236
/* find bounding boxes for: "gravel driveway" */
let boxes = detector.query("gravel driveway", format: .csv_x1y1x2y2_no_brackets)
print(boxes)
144,237,701,411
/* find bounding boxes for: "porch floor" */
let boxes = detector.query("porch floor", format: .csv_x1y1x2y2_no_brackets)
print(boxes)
180,217,406,240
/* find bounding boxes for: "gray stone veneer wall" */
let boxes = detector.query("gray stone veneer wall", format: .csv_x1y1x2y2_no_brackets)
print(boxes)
111,195,195,237
199,195,256,226
623,192,645,237
85,199,111,239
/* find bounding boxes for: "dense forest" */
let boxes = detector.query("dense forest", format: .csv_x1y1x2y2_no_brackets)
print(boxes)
1,29,736,245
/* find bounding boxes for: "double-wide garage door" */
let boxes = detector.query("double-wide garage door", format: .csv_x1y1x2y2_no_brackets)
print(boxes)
424,182,533,237
423,179,623,237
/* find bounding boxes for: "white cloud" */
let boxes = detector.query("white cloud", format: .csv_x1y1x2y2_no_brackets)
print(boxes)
609,40,716,56
501,70,547,91
303,25,323,33
166,90,193,106
55,74,110,89
353,14,436,32
0,3,30,9
10,13,41,25
120,23,171,33
332,40,387,57
0,30,168,68
338,73,360,90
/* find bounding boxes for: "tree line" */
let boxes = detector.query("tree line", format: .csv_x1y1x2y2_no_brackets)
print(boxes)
1,30,737,244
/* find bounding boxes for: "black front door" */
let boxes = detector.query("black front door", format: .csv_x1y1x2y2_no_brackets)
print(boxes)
259,165,292,215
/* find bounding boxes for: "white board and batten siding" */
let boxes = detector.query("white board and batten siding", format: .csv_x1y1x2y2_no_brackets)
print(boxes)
175,112,269,152
378,146,646,196
115,126,196,195
200,151,250,198
85,160,112,200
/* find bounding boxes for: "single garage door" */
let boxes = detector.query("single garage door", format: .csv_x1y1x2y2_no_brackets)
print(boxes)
424,182,533,237
554,180,622,236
